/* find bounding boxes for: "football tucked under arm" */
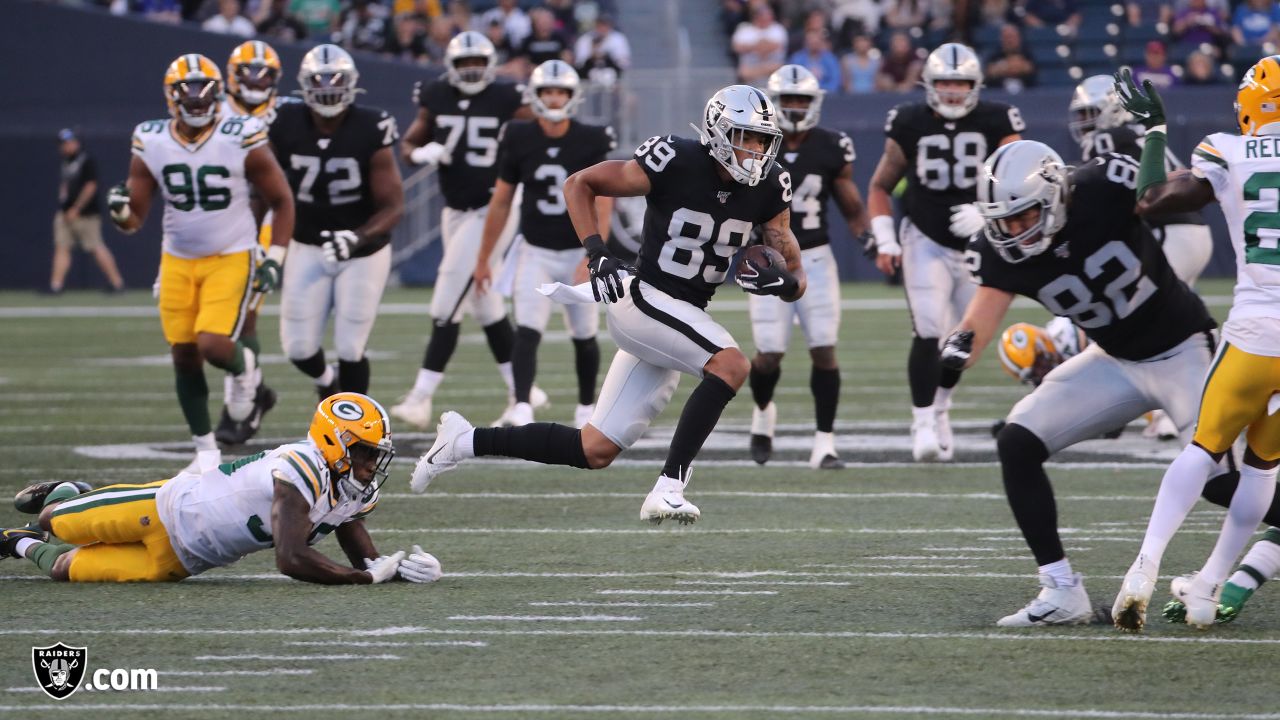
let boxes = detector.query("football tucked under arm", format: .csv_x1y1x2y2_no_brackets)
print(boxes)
733,244,796,297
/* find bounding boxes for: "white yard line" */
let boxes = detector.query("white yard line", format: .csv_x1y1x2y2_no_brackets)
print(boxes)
527,601,715,608
596,589,779,596
383,491,1157,501
158,669,314,676
285,640,487,648
193,654,401,661
447,615,643,622
5,686,225,693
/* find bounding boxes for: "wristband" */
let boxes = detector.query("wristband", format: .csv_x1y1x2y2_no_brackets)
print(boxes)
871,215,897,250
582,233,606,255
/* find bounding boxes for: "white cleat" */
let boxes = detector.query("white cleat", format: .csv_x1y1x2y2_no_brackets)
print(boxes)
640,475,700,525
750,402,777,465
226,348,258,422
911,415,941,462
1170,572,1220,630
507,402,534,427
574,404,595,429
410,411,474,493
530,385,550,410
996,573,1093,627
808,431,844,469
391,390,434,429
1112,553,1159,632
934,405,954,462
494,386,551,426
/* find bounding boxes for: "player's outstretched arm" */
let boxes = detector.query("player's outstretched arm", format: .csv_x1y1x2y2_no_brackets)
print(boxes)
762,207,806,302
270,478,391,585
245,146,295,250
108,156,158,234
473,178,518,294
942,286,1015,370
564,159,651,241
1135,170,1215,216
335,519,380,568
866,138,907,275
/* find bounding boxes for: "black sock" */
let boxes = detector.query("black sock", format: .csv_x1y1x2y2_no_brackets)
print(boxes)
749,365,781,410
174,366,212,436
811,366,840,433
908,336,940,408
338,357,370,394
473,423,590,468
997,423,1063,566
1203,470,1280,526
292,349,327,379
483,317,515,364
939,365,962,390
422,321,461,372
512,327,541,404
662,374,737,480
572,337,600,405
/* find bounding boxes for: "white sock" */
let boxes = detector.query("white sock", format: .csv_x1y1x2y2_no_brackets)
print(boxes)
239,347,256,377
193,433,218,453
497,362,515,394
911,406,934,424
1229,569,1262,591
455,429,475,458
1233,533,1280,590
933,387,954,410
15,537,41,558
1200,462,1280,586
1137,444,1220,565
315,364,336,387
1039,558,1075,585
412,368,443,396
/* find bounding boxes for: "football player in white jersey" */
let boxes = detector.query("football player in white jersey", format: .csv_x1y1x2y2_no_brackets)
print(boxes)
1111,62,1280,630
106,54,294,475
0,393,442,585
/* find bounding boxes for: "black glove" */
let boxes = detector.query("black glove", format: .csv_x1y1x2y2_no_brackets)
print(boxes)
940,329,975,370
583,234,628,303
858,231,877,259
735,257,798,297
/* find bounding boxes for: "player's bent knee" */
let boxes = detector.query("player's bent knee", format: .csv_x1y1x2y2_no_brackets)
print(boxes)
752,352,784,375
1244,445,1280,470
170,343,202,372
51,550,75,582
196,333,233,366
706,348,750,389
581,425,622,469
809,346,837,370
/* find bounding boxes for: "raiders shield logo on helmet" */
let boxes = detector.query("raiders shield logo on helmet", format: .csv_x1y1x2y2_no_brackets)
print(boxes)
32,643,87,700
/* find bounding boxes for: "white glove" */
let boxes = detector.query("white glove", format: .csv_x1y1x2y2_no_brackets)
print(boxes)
398,545,443,583
321,229,360,264
410,142,450,167
363,550,405,584
949,203,985,240
107,183,132,224
870,215,901,258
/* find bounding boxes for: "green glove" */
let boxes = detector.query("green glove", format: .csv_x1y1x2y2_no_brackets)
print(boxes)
1113,68,1166,131
252,245,286,294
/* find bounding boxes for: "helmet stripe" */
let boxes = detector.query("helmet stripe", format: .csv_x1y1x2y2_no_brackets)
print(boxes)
950,44,959,70
186,54,200,77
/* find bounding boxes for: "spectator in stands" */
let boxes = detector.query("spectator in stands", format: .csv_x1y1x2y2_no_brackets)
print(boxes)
489,18,521,77
545,0,577,33
136,0,183,24
481,0,532,48
574,14,631,74
419,14,456,64
1172,0,1230,53
832,0,883,40
732,3,788,85
255,0,307,40
446,0,475,32
1231,0,1280,48
1020,0,1081,31
290,0,341,40
985,22,1037,91
1127,0,1173,26
50,129,124,295
203,0,256,36
875,31,923,92
842,32,881,93
788,9,829,54
337,0,390,53
1134,39,1178,89
884,0,928,31
388,12,431,64
513,7,574,78
1182,48,1221,83
789,28,842,93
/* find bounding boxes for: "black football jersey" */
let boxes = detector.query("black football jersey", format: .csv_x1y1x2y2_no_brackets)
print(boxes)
777,126,855,250
886,100,1025,249
967,153,1215,361
270,102,399,256
497,119,615,250
633,135,791,308
1080,124,1205,228
414,78,524,210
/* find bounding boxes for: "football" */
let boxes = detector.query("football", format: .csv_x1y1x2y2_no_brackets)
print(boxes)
735,244,784,277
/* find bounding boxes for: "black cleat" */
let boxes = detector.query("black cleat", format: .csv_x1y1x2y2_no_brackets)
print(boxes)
0,526,45,559
317,380,341,402
815,454,845,470
15,481,91,515
216,385,278,446
750,434,772,465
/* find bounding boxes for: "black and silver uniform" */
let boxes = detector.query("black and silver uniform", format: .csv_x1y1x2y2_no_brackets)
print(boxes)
633,135,791,308
414,77,524,210
778,126,855,250
270,102,398,257
496,119,615,250
1080,124,1205,229
967,153,1215,360
886,100,1024,249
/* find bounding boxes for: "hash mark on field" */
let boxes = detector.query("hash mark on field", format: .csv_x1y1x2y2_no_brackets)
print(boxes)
160,669,314,676
5,686,226,694
447,615,643,622
286,640,487,648
527,601,715,608
596,590,779,596
194,654,401,661
673,580,852,587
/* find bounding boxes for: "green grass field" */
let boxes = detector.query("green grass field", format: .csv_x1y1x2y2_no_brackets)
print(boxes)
2,279,1277,719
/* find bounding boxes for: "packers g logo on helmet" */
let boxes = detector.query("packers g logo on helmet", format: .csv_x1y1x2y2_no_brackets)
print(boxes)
164,54,222,129
309,392,394,502
1236,56,1280,136
226,40,281,109
997,322,1059,385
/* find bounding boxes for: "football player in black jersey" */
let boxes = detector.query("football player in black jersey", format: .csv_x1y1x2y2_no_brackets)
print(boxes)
747,64,867,469
270,44,405,398
391,31,536,430
409,86,806,526
470,60,615,429
937,140,1239,627
866,43,1024,463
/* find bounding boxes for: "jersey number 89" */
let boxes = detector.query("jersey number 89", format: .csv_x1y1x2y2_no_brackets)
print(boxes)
659,208,754,284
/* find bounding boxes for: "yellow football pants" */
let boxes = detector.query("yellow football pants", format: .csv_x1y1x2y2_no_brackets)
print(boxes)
48,481,189,583
158,249,255,345
1194,342,1280,461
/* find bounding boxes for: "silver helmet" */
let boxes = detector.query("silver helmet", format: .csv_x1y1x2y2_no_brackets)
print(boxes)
525,59,583,122
766,64,824,133
445,31,497,95
921,43,983,120
975,140,1070,264
1068,74,1132,145
693,85,783,187
297,44,361,118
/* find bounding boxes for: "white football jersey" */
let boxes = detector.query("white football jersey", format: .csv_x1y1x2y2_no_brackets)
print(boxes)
1192,133,1280,355
221,95,280,126
155,439,379,575
131,115,267,259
